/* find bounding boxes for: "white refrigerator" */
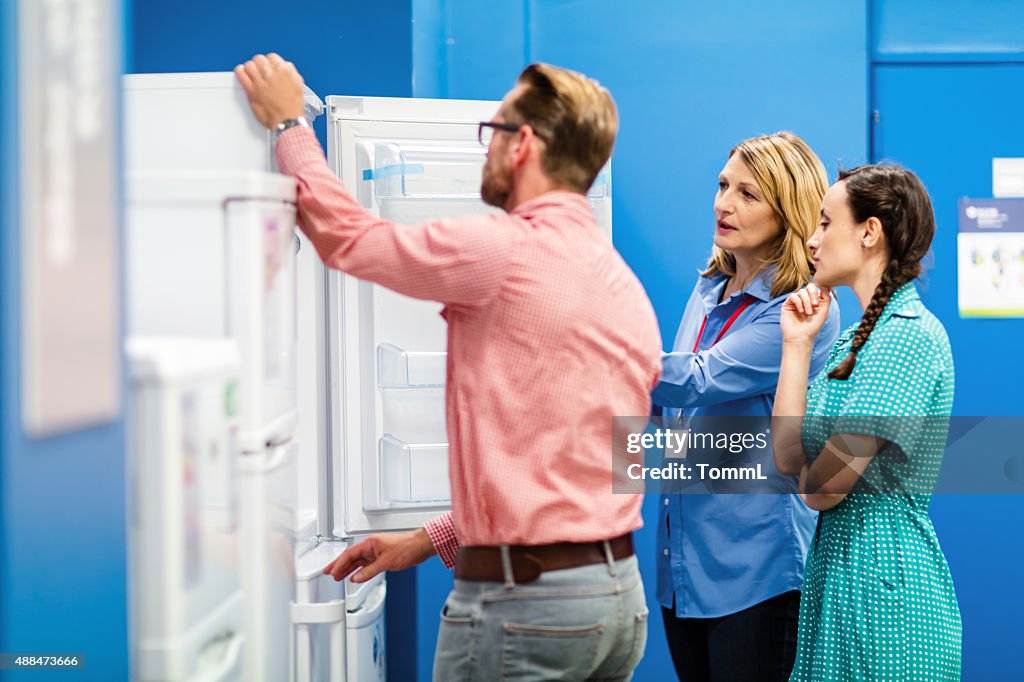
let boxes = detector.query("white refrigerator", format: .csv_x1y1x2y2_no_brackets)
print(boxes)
126,337,246,682
123,72,612,682
124,163,302,682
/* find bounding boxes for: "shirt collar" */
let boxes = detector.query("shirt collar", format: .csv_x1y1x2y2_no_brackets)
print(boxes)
695,265,777,310
836,324,857,348
510,190,593,221
743,266,777,302
834,280,922,348
881,281,923,321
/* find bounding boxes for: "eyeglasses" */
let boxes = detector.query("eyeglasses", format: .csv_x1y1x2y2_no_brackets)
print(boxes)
478,121,522,147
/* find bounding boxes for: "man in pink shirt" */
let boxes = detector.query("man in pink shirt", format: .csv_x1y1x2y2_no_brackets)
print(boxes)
237,54,661,680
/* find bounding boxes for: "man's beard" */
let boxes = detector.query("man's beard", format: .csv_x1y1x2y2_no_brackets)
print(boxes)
480,156,512,209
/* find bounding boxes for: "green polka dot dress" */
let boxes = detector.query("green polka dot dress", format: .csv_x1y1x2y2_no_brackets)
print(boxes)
790,282,962,681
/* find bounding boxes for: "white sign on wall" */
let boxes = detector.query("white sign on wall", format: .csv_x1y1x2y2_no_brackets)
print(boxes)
993,158,1024,198
19,0,121,436
958,198,1024,318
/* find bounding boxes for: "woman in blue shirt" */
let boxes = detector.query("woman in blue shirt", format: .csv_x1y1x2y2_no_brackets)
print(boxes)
652,132,840,681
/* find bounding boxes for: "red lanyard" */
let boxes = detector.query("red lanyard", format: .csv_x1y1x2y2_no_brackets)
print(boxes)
691,295,755,353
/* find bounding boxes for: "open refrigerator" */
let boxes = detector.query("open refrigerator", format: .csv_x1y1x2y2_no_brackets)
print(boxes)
316,92,610,532
122,72,611,681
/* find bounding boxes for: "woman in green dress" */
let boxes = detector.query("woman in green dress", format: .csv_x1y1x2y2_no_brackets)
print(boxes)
771,164,961,680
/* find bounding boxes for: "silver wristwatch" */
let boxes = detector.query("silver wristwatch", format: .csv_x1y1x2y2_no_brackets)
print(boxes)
274,116,309,141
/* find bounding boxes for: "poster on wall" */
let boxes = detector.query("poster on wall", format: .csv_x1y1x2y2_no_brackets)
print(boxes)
957,198,1024,318
18,0,121,436
993,158,1024,198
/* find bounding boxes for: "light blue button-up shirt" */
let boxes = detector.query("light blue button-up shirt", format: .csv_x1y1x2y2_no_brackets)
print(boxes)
652,268,840,618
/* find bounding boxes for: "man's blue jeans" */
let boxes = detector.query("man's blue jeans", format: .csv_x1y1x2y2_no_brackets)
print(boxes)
433,554,649,681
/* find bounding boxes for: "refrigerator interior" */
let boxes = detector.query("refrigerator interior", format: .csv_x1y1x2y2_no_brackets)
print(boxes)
324,95,500,538
322,94,610,537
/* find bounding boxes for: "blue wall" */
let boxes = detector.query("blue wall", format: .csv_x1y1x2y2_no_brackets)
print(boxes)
873,0,1024,62
415,0,870,349
129,0,414,146
1,2,130,680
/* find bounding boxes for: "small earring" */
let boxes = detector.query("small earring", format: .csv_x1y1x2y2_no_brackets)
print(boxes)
861,240,868,248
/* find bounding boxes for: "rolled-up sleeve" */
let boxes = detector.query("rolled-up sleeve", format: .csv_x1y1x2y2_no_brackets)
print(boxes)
423,512,460,569
276,127,514,309
831,322,942,457
654,307,785,407
653,303,839,408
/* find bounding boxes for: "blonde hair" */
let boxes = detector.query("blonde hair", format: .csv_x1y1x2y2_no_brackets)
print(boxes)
508,63,618,193
703,132,828,299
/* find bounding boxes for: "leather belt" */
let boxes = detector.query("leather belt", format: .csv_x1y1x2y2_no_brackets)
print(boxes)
454,533,634,584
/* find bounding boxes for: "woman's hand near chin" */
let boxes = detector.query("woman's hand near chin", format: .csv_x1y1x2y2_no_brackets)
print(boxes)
780,283,832,346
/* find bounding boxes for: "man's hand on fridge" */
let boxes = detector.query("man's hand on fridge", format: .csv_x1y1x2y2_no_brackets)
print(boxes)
234,53,306,130
324,528,437,583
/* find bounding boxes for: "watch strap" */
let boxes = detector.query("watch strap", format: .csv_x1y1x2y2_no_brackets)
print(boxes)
274,116,309,140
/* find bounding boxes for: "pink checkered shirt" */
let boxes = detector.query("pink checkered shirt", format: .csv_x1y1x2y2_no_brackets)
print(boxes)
278,128,661,568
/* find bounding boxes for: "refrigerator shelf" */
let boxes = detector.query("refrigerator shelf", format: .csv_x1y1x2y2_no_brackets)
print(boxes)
378,435,450,506
377,343,446,388
359,140,500,225
378,197,497,225
366,142,485,200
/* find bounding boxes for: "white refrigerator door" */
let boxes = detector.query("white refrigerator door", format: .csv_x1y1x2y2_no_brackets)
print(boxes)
124,71,325,174
225,194,300,452
295,231,329,542
125,172,300,453
323,96,499,536
126,338,245,682
292,541,348,682
345,577,387,682
237,440,298,682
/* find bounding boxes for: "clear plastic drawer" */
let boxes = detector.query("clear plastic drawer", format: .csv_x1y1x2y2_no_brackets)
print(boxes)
377,343,445,388
366,143,485,199
379,436,450,505
375,344,449,506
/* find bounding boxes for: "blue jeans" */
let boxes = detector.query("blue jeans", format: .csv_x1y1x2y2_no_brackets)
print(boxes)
433,554,649,681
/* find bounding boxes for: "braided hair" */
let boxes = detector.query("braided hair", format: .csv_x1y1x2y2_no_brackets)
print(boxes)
828,165,936,380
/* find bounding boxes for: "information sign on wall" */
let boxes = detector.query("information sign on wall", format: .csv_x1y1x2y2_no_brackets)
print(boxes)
19,0,121,436
958,198,1024,318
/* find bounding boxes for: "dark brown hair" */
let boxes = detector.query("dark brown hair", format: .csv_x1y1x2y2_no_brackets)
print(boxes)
507,63,618,194
829,164,936,380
